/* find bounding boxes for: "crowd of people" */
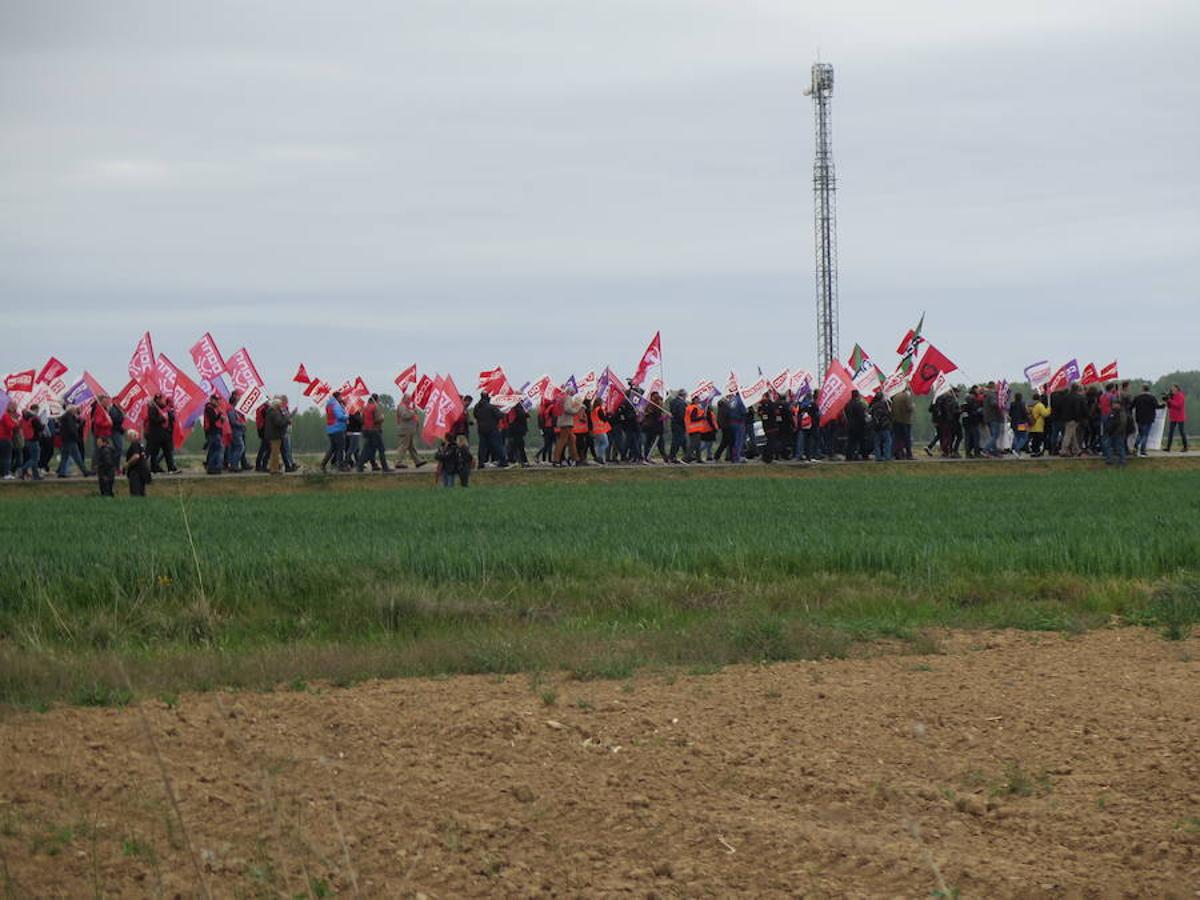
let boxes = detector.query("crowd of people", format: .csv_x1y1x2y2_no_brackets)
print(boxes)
321,378,1189,485
0,378,1189,494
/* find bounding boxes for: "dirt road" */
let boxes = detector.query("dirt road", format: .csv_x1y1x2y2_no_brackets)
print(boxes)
2,629,1197,897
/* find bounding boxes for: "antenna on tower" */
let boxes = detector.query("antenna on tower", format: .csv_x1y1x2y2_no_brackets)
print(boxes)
806,62,839,381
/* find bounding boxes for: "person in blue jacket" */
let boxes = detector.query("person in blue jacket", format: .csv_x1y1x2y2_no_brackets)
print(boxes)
321,391,349,472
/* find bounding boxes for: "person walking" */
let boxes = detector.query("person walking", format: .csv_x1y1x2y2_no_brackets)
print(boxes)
146,394,179,474
615,394,640,462
1131,384,1160,457
589,400,611,464
686,395,710,463
108,397,125,469
202,394,224,474
667,389,687,463
982,382,1002,457
1106,393,1129,466
891,386,914,460
279,396,299,472
56,404,89,477
552,388,582,466
95,435,118,496
870,391,894,461
844,390,868,461
935,388,961,457
125,429,151,496
321,391,349,472
395,394,425,468
1060,384,1085,457
1164,384,1188,452
961,387,983,458
264,396,288,475
345,405,364,469
0,401,18,479
473,392,507,468
225,393,249,472
358,394,390,472
1009,392,1030,456
254,400,270,471
1027,392,1050,456
89,395,114,470
729,392,749,463
572,398,593,463
505,402,530,467
700,401,718,461
642,392,668,463
435,434,474,487
15,407,42,480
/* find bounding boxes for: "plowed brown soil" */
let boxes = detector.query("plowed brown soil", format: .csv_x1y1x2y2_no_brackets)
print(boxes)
2,629,1198,898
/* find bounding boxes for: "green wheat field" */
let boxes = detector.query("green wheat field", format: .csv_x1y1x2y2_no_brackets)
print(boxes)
1,461,1198,709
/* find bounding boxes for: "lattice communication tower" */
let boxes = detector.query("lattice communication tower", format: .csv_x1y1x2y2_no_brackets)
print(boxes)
806,62,839,379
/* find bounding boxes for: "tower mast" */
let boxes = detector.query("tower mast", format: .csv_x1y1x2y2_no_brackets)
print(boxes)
806,62,839,380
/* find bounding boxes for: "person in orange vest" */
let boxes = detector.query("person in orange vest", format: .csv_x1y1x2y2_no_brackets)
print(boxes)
684,395,706,463
590,399,612,464
572,399,592,463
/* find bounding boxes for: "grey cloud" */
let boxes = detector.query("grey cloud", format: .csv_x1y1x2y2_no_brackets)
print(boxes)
2,0,1197,395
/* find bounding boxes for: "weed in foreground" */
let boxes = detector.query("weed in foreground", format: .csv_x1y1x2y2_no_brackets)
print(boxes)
991,762,1053,798
1147,575,1200,640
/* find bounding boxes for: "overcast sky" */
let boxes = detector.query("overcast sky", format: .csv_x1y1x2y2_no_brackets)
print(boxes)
2,0,1198,396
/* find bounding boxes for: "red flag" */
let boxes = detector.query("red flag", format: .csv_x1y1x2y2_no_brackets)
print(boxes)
1047,359,1081,393
293,363,311,384
599,367,627,415
352,376,370,397
630,331,662,387
818,361,855,425
1080,363,1100,386
305,379,331,405
412,374,435,408
154,355,206,446
1098,360,1119,382
36,357,68,385
224,348,263,393
909,345,958,396
422,375,464,444
129,332,159,395
189,332,227,381
114,379,150,429
394,363,417,393
4,370,35,393
154,354,177,396
82,372,108,402
478,367,511,395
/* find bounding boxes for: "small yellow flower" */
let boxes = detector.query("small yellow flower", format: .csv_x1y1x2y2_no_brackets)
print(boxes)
156,575,173,587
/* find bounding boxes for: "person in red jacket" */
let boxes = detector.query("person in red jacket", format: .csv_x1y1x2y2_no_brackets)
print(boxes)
537,399,555,464
0,401,19,479
356,394,390,472
1164,385,1188,452
89,395,114,471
